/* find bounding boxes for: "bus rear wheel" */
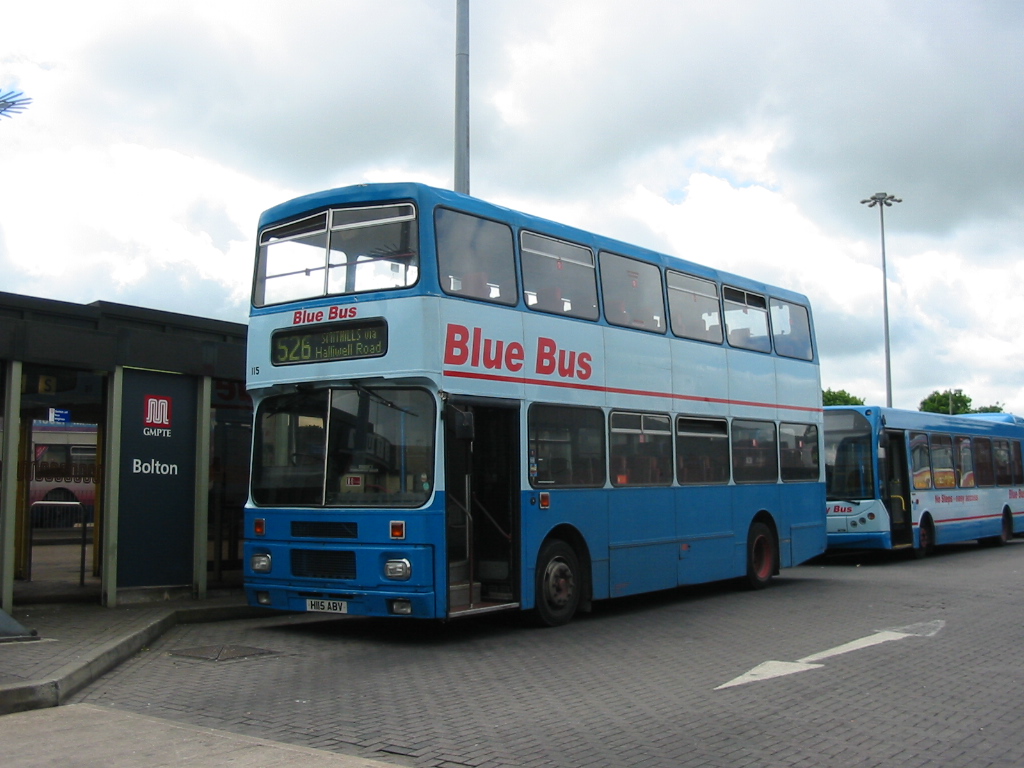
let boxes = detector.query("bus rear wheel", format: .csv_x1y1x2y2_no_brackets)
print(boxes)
533,539,581,627
744,522,776,590
980,511,1012,547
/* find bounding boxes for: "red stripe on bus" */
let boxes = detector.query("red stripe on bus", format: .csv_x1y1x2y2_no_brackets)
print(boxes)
443,369,823,414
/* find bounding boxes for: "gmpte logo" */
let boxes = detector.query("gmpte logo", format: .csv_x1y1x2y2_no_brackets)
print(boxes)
143,395,173,437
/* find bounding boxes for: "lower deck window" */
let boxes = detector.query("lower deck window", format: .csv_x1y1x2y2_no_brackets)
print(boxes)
529,405,605,488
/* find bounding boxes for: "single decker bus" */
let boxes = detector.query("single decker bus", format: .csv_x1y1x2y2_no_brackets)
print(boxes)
825,406,1024,555
244,182,826,625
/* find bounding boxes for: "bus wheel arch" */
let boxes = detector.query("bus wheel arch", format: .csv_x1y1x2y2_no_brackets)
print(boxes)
743,514,778,590
532,526,590,627
915,514,936,558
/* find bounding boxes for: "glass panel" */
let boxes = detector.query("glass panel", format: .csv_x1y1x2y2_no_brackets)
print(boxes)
974,437,995,486
521,231,599,320
955,436,975,488
599,251,666,333
252,391,328,506
780,423,819,482
731,419,778,483
255,205,419,307
327,205,418,295
667,271,723,343
1012,441,1023,485
724,287,771,353
609,411,672,486
770,298,813,360
256,213,329,307
910,432,931,490
929,434,955,489
436,208,517,305
993,439,1012,485
252,388,435,508
824,409,874,500
528,405,605,488
324,387,434,506
676,417,729,485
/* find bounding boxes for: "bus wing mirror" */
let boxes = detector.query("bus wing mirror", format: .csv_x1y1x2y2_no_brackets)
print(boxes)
451,409,475,440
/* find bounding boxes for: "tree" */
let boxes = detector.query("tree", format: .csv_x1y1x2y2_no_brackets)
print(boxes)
918,389,1003,414
823,388,865,406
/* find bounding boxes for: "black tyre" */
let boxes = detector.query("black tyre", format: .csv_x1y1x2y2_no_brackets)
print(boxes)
914,517,935,558
533,539,581,627
744,522,776,590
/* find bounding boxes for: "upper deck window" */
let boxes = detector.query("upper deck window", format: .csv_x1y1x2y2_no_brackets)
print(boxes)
521,232,598,320
667,271,723,343
254,203,418,307
436,208,517,306
599,251,666,333
770,298,814,360
723,287,771,353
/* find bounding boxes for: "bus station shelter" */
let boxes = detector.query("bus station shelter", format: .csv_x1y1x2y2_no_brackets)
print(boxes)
0,292,250,613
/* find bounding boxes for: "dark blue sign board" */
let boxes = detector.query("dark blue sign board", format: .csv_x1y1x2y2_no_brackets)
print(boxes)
117,370,197,588
48,408,70,424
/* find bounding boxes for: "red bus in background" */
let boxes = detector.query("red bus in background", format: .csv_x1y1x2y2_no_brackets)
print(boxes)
27,421,99,529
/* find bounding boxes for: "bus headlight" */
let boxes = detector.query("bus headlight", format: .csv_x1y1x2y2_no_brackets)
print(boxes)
251,553,272,573
384,558,411,580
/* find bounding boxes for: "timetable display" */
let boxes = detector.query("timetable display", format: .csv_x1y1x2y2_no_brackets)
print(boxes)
271,318,388,365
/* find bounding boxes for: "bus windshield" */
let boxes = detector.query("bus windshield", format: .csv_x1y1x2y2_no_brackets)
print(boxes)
254,203,419,307
252,386,435,507
824,409,875,501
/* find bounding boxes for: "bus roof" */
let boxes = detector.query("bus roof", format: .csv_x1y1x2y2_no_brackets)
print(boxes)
256,181,812,306
826,405,1024,434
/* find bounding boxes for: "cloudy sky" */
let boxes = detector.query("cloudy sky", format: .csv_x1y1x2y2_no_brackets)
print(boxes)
2,1,1022,412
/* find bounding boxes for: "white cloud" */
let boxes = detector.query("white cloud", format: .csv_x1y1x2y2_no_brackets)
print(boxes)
1,0,1023,413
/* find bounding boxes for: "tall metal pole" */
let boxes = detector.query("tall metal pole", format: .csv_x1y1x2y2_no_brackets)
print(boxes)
454,0,470,195
861,192,901,408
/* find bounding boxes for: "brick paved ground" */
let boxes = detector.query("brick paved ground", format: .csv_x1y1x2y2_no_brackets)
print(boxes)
70,541,1024,768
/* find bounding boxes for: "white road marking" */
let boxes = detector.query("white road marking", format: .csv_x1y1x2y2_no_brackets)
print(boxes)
715,620,945,690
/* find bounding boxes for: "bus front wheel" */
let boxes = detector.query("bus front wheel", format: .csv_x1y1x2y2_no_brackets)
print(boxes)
533,539,581,627
744,522,776,590
914,517,935,559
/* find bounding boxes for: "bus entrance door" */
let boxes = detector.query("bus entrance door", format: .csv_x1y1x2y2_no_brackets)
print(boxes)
444,398,520,616
881,429,913,547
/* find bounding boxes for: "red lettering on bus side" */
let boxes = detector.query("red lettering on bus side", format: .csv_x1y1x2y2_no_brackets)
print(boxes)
483,338,505,369
444,323,471,365
328,306,357,320
472,326,483,367
293,309,324,325
505,342,525,372
536,337,557,375
576,352,593,380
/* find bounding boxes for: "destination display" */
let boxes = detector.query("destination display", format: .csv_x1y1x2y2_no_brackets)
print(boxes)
271,317,388,365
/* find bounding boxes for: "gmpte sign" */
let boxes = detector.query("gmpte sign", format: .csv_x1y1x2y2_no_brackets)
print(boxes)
143,395,173,437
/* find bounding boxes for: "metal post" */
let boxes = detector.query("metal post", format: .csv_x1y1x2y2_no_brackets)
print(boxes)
861,193,901,408
1,361,23,614
454,0,470,194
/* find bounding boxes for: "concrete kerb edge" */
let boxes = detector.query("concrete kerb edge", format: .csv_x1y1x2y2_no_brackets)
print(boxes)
0,602,272,716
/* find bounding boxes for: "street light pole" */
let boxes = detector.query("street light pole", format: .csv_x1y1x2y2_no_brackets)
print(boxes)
860,192,901,408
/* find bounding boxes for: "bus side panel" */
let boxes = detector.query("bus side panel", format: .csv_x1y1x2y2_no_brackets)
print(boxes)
518,489,610,610
785,482,828,565
675,485,735,585
603,332,673,412
670,341,729,417
608,487,676,597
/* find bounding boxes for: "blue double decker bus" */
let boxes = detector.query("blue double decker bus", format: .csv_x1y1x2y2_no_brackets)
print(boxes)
244,182,825,625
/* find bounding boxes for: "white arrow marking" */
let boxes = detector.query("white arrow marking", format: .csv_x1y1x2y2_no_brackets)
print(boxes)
715,620,945,690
